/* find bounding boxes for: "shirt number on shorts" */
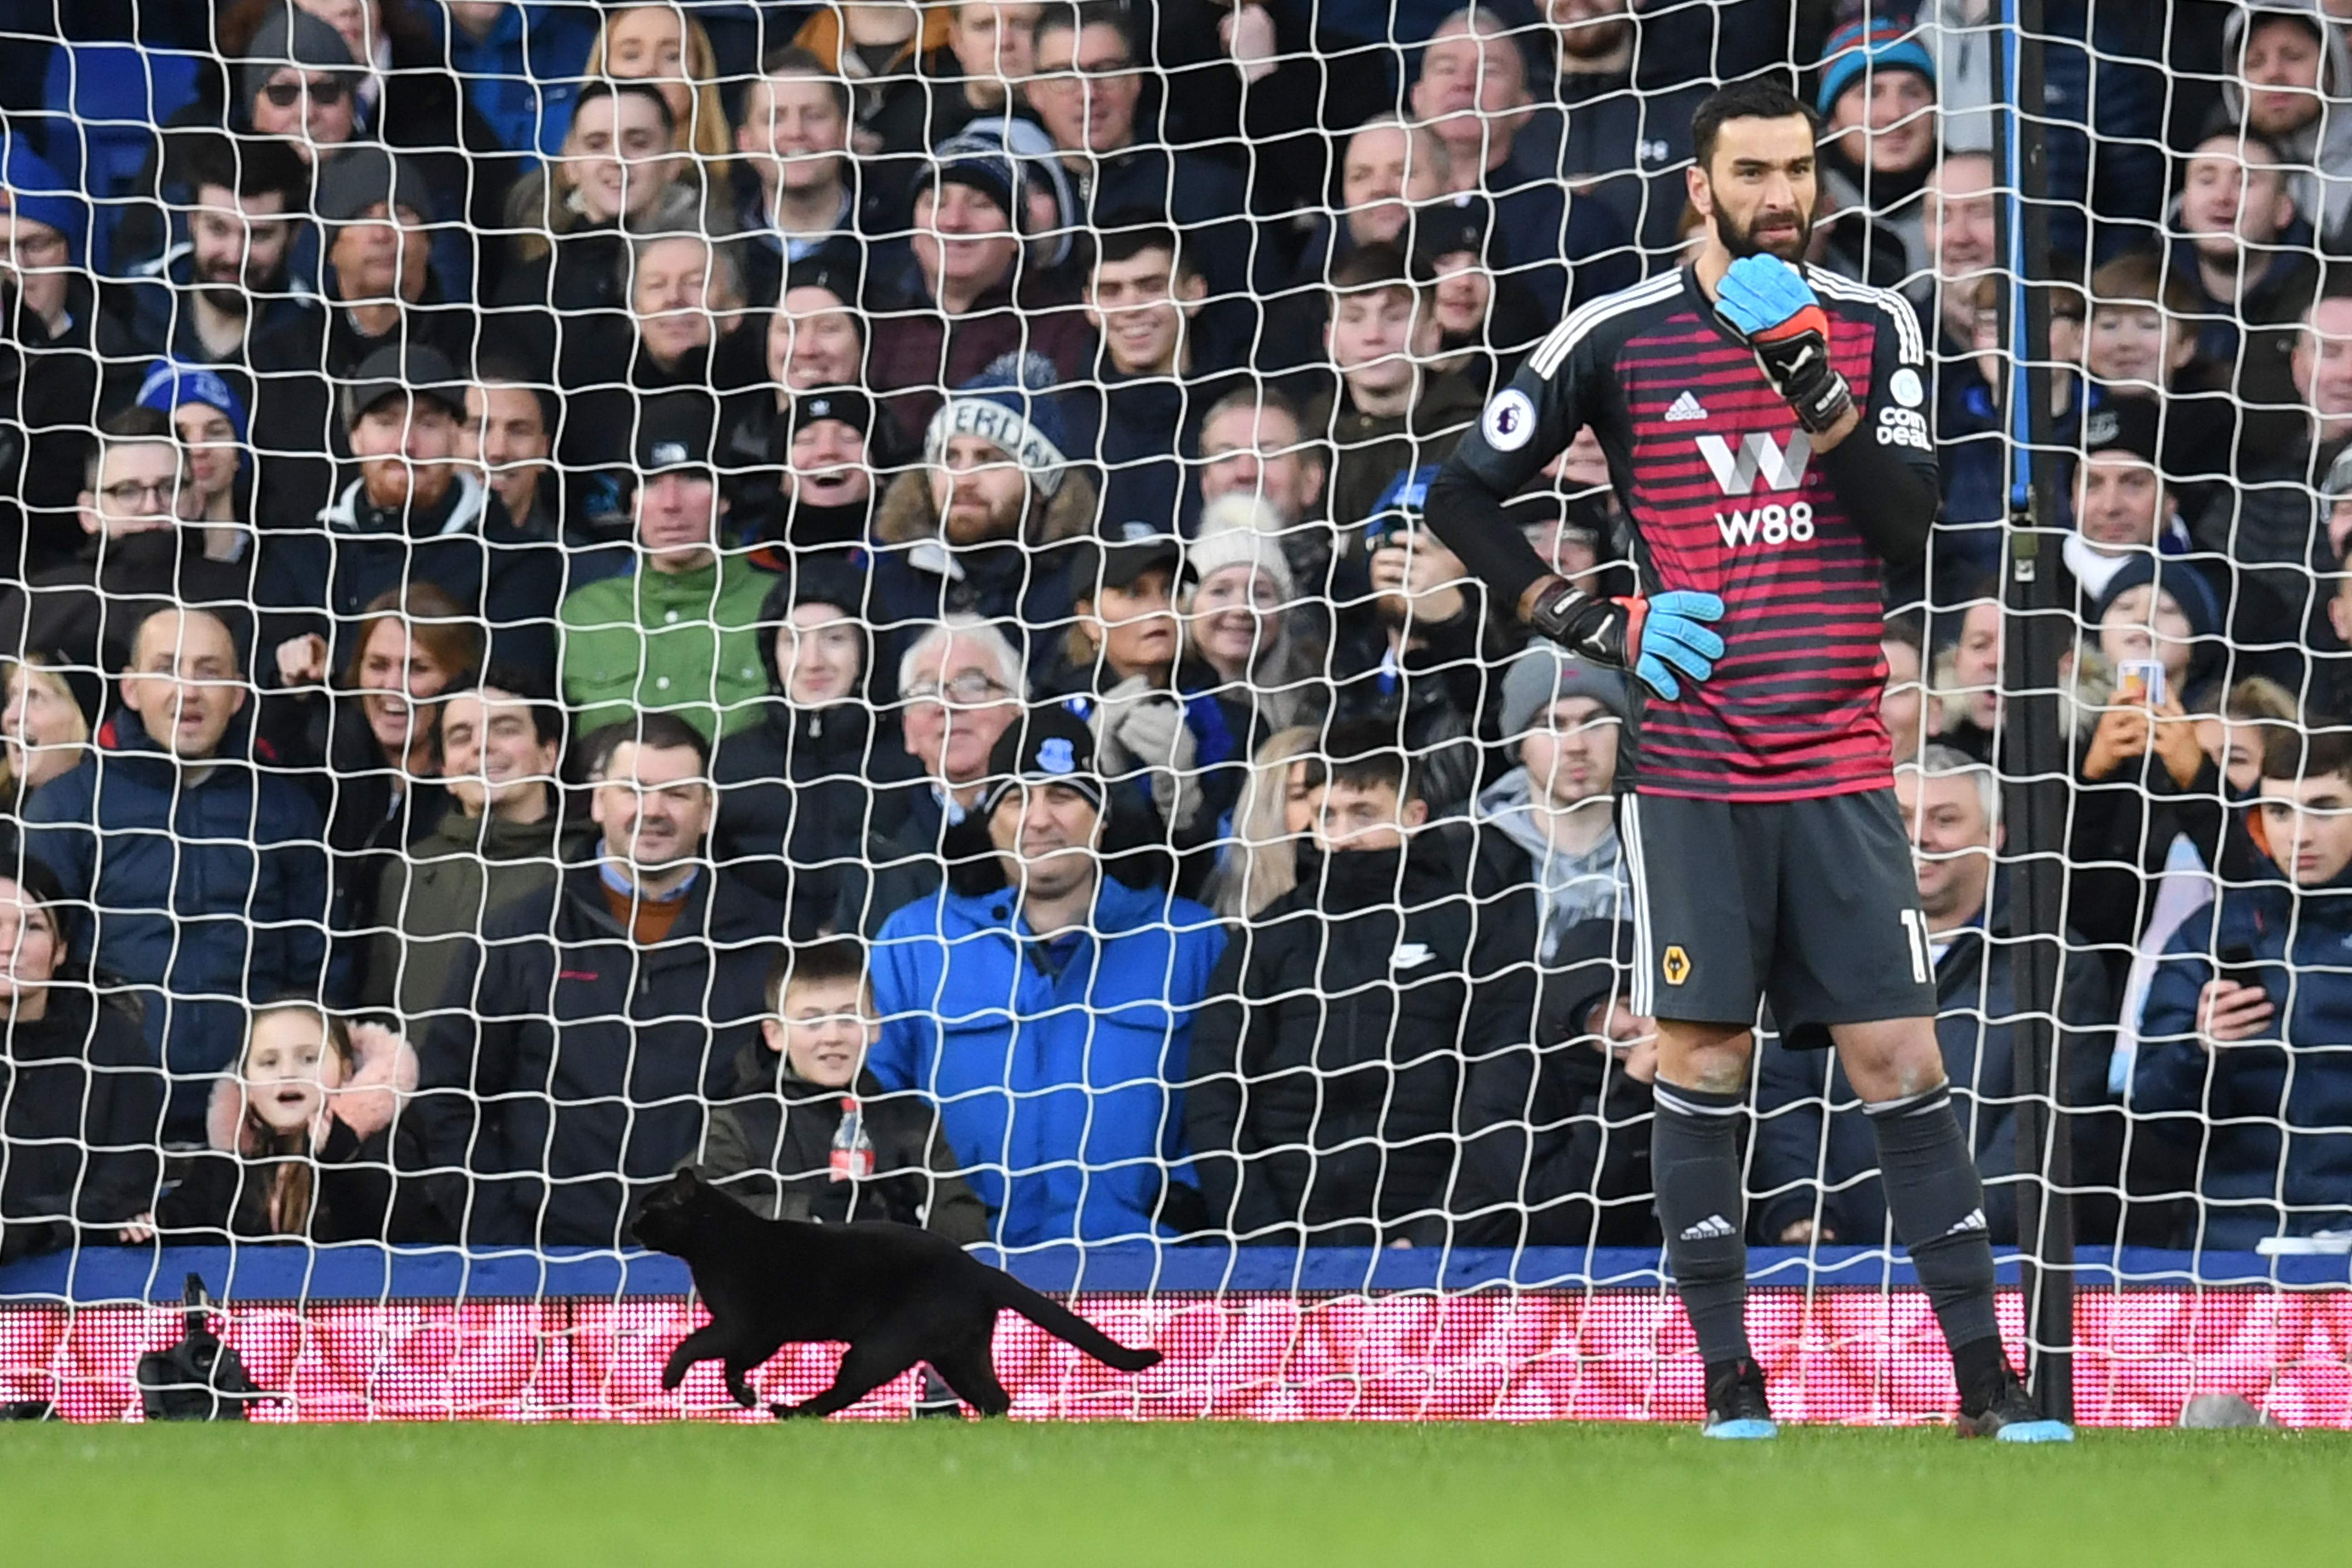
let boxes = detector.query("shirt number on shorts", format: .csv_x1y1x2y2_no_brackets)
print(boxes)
1898,909,1933,985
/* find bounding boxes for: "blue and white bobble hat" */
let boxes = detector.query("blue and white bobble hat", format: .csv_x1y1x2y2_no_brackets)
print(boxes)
925,351,1072,497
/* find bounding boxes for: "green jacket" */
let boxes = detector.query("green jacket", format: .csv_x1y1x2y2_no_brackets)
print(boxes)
559,554,772,738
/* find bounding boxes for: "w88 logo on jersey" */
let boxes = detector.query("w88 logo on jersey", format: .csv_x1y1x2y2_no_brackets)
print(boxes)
1715,501,1816,548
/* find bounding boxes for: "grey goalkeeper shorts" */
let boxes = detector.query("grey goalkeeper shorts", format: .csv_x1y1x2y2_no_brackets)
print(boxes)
1620,788,1939,1041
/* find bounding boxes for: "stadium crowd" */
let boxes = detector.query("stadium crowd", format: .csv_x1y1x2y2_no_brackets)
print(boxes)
0,0,2350,1259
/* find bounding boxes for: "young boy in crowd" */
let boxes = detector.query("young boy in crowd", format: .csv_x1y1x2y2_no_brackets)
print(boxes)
695,937,986,1242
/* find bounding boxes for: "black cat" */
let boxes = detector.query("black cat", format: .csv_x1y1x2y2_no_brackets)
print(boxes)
631,1168,1162,1417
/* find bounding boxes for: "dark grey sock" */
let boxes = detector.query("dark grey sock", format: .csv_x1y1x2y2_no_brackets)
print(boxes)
1652,1081,1751,1366
1866,1085,2002,1356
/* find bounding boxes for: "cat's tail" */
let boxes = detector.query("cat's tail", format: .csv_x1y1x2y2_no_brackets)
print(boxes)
989,1275,1163,1373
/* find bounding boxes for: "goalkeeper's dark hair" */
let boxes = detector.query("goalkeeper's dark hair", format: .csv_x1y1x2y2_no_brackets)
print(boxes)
1320,719,1418,803
764,936,872,1015
178,131,309,209
2261,725,2352,785
1691,76,1818,171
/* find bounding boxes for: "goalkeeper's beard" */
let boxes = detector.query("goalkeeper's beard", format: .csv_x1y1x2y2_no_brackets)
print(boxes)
1711,197,1812,263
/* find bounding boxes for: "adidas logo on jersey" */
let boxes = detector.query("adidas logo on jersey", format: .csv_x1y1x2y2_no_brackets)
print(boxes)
1663,390,1709,422
1680,1214,1736,1241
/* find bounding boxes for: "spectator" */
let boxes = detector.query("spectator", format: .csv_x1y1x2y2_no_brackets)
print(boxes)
838,616,1028,934
1194,389,1341,598
868,355,1098,644
0,655,97,826
1933,589,2005,764
235,6,367,167
0,137,102,573
1517,0,1720,260
1405,8,1637,319
731,388,884,557
866,145,1093,435
1182,521,1324,745
2135,726,2352,1247
1476,647,1631,955
1813,19,1939,288
783,0,960,157
728,48,871,307
1260,116,1450,375
101,132,313,390
868,706,1225,1244
23,608,329,1139
1029,5,1256,334
1332,511,1493,818
412,713,780,1245
1406,193,1554,400
586,3,733,173
0,858,162,1263
2171,130,2319,452
0,407,288,684
268,584,480,998
1883,613,1928,767
1303,242,1485,532
1196,723,1320,921
766,257,873,394
558,400,770,740
1190,721,1535,1244
2082,249,2236,526
1918,152,2008,568
2058,397,2193,620
145,1000,428,1243
260,343,560,678
1081,226,1243,540
553,230,768,510
2215,285,2352,653
713,558,919,941
430,0,600,163
696,937,986,1239
362,668,573,1025
247,147,482,514
127,371,245,577
460,356,625,587
2070,556,2232,957
495,81,698,318
2218,1,2352,254
1754,749,2116,1248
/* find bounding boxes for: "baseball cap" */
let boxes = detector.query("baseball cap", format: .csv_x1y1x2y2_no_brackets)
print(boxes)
343,343,464,424
1066,536,1185,603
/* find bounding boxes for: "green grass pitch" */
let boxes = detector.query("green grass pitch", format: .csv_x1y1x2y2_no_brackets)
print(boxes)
7,1421,2348,1566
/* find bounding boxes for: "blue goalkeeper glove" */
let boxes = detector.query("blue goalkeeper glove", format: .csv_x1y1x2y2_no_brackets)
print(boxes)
1714,254,1854,435
1527,579,1725,702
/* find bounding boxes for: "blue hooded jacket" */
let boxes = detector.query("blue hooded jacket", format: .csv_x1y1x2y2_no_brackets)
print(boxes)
21,706,330,1132
868,874,1227,1247
2136,864,2352,1246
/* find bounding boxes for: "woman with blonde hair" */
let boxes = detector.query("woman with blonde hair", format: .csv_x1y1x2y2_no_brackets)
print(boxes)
0,655,96,821
586,3,733,174
1199,725,1323,920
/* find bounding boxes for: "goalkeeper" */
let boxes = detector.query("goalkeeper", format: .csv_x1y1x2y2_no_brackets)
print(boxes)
1428,78,2068,1443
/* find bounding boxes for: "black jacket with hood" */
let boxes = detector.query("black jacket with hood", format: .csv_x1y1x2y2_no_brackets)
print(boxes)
1187,823,1539,1244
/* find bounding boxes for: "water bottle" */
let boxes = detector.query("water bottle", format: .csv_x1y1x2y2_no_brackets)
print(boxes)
828,1096,875,1182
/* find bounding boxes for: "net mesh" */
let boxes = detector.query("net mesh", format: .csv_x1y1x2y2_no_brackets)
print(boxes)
0,0,2346,1426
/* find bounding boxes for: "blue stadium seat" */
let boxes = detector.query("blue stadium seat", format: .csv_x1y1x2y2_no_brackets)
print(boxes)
38,43,203,272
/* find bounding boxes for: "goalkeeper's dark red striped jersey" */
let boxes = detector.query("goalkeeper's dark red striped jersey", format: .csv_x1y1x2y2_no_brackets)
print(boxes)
1448,264,1935,803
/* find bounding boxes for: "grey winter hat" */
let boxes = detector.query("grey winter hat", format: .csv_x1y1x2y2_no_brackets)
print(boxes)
240,7,362,108
1499,644,1630,737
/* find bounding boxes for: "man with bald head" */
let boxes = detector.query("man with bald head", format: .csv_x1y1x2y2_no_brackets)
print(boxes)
23,607,330,1139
